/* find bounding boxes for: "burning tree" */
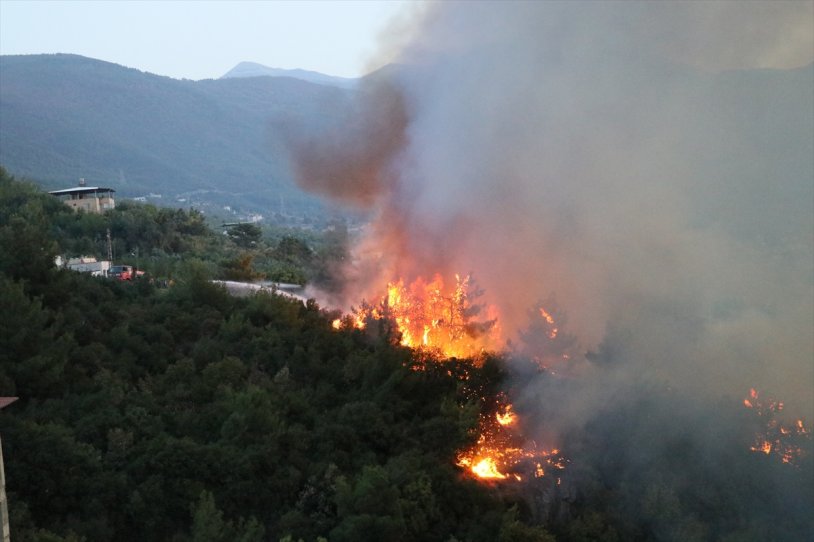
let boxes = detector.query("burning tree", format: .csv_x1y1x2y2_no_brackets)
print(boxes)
330,273,570,484
341,273,498,359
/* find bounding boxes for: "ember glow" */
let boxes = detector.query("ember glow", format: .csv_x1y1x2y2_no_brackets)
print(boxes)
539,308,558,339
743,388,810,464
453,392,566,483
455,408,566,482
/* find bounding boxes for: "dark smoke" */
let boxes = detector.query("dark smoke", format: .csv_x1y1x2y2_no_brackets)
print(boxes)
285,75,409,208
284,2,814,534
288,0,812,413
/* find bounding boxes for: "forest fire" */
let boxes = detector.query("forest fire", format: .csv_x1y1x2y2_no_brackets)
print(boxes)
744,388,810,464
282,1,814,535
455,404,567,482
450,389,566,483
329,273,570,483
466,457,513,480
456,441,566,482
337,273,500,359
496,404,516,426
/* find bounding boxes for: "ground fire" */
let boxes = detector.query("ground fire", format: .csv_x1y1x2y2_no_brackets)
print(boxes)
455,395,568,482
331,273,569,482
743,388,810,465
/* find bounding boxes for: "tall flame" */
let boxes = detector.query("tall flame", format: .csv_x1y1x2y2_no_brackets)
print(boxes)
331,273,568,483
347,274,499,359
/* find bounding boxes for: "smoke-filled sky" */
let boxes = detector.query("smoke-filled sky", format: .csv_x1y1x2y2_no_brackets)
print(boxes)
291,1,814,416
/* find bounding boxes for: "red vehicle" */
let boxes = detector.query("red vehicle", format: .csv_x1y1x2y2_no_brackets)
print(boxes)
108,265,145,281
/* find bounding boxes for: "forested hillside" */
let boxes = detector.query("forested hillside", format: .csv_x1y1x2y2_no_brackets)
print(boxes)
1,170,811,541
0,170,557,541
0,54,352,213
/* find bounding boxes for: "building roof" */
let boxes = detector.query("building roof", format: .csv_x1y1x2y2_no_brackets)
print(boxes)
0,397,18,409
48,186,115,196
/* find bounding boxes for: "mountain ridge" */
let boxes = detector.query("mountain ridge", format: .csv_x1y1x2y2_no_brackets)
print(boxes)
221,61,358,89
0,54,354,214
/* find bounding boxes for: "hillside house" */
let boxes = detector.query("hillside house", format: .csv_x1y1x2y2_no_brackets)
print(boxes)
49,178,115,213
56,255,111,276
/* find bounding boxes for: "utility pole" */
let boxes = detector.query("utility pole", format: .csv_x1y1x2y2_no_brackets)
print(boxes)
106,228,113,262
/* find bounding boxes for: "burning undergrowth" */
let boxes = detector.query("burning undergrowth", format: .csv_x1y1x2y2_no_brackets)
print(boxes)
743,388,810,465
454,395,568,484
330,272,573,484
282,1,814,537
326,289,813,537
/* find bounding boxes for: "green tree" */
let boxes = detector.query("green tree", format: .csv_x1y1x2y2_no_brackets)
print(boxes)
498,506,556,542
190,491,264,542
227,223,262,248
219,253,263,281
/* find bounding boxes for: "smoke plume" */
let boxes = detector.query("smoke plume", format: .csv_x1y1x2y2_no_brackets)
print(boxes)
288,1,814,421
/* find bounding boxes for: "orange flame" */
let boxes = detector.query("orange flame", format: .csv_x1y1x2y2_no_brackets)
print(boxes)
751,441,772,455
456,441,565,482
455,397,566,483
468,457,508,479
332,273,566,483
539,308,558,339
496,405,516,426
350,274,498,359
744,388,810,465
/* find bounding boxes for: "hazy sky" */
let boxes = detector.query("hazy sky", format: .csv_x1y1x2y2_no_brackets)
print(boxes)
0,0,412,80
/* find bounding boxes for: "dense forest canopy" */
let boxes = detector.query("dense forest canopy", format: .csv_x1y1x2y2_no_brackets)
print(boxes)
0,168,811,541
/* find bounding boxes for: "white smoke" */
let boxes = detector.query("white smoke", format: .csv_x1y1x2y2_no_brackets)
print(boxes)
291,1,814,416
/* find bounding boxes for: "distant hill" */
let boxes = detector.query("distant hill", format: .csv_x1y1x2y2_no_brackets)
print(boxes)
0,54,355,214
221,61,358,89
